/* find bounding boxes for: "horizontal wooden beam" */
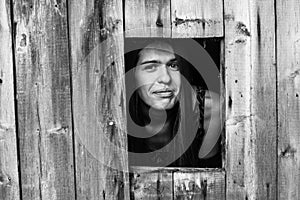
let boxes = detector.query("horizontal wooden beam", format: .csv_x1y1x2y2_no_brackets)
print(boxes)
124,0,223,38
171,0,223,38
125,0,171,37
130,167,225,199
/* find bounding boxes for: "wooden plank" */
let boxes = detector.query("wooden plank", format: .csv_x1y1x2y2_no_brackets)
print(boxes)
14,0,75,199
130,167,225,199
249,1,277,199
0,0,20,199
173,169,225,200
171,0,223,38
224,0,276,199
224,1,253,198
277,0,300,199
69,0,130,199
130,167,172,200
125,0,171,37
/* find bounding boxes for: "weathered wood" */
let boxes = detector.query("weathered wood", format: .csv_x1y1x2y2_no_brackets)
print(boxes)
224,0,276,199
0,0,20,199
125,0,171,37
277,0,300,199
14,0,75,199
224,1,252,198
250,1,277,199
130,167,225,200
171,0,223,38
69,0,130,199
173,169,225,200
130,167,172,200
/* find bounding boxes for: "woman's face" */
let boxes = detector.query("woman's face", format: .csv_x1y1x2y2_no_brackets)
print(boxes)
135,42,181,110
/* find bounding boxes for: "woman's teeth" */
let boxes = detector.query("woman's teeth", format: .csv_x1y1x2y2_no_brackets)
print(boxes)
153,91,174,97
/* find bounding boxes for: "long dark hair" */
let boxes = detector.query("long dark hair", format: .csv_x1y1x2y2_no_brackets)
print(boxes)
125,38,204,166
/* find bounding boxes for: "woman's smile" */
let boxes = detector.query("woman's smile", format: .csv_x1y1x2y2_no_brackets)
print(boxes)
134,42,181,110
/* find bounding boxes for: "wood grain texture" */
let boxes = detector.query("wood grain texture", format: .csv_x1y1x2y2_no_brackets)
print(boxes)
250,1,277,199
171,0,223,38
173,169,225,200
0,0,20,199
224,1,253,198
130,167,225,200
224,0,276,199
69,0,130,199
277,0,300,199
130,167,172,200
125,0,171,37
14,0,75,199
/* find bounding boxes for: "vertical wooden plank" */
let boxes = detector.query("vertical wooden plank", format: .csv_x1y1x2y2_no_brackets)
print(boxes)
125,0,171,37
250,1,277,199
69,0,130,199
130,167,172,200
14,0,75,199
171,0,223,38
224,0,276,199
224,1,253,198
277,1,300,199
173,169,225,200
0,0,20,199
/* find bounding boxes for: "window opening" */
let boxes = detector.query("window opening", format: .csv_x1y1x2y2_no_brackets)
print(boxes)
124,38,223,168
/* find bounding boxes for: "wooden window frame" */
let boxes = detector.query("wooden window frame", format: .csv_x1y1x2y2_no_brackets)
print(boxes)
124,0,226,198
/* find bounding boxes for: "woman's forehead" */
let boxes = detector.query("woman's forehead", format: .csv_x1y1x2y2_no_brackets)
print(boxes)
137,42,176,63
143,41,174,51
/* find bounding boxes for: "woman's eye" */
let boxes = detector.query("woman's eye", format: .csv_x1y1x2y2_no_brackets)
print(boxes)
143,65,157,71
168,63,179,71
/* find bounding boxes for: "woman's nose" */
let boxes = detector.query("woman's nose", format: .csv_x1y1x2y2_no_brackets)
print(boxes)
157,65,171,84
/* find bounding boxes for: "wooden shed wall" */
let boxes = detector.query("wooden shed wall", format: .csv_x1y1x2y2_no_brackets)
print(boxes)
0,0,299,200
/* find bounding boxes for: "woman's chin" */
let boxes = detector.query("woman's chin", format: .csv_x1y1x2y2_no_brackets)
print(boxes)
150,101,176,110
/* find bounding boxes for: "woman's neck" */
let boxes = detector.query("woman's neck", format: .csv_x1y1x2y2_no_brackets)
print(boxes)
139,98,179,126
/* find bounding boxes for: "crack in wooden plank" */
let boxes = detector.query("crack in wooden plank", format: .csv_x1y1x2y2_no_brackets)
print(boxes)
173,17,219,26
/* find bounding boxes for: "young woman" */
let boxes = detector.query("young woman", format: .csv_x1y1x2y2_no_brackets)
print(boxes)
125,39,222,167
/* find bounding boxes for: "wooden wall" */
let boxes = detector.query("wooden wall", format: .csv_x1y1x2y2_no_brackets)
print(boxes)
69,0,129,199
0,0,299,199
14,0,75,199
0,1,20,199
277,0,300,199
224,0,277,199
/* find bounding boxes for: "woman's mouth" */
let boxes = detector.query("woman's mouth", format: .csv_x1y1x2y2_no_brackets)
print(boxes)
152,90,174,98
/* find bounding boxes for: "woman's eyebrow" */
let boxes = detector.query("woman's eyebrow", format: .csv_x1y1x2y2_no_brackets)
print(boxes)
140,58,177,65
166,58,178,64
140,60,161,65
